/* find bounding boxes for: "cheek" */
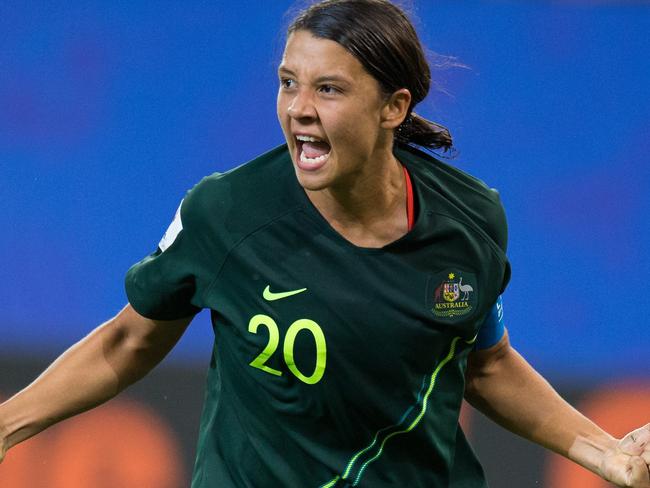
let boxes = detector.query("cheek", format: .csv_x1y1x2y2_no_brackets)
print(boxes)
333,114,379,152
276,99,284,125
276,93,289,124
321,108,362,144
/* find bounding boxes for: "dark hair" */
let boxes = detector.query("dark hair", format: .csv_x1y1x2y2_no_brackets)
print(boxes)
288,0,453,152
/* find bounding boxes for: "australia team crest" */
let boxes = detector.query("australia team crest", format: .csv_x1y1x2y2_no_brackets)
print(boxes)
428,271,478,320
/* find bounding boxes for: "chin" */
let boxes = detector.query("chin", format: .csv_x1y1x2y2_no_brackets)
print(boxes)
292,166,331,192
290,150,336,192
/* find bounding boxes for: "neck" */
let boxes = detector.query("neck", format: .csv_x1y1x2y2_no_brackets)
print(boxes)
305,150,408,247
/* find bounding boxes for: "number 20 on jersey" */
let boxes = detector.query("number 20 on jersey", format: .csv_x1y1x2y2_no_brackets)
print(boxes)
247,314,327,385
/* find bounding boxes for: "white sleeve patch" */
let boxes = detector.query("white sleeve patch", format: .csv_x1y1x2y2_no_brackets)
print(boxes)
158,200,184,252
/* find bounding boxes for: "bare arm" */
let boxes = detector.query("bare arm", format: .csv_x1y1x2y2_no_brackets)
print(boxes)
465,330,650,487
0,304,193,462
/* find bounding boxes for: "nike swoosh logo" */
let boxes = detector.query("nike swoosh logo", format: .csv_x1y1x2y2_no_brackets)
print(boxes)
263,285,307,301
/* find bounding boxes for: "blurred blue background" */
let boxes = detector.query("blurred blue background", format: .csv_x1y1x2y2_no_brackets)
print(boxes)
1,1,649,384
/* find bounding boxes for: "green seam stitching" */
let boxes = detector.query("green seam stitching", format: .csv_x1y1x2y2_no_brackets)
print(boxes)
351,336,464,486
340,376,429,479
319,333,476,488
319,475,340,488
340,374,428,480
341,428,383,479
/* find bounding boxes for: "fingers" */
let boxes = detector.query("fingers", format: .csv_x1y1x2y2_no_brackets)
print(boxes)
628,424,650,467
627,456,650,488
642,424,650,467
643,434,650,466
621,424,650,457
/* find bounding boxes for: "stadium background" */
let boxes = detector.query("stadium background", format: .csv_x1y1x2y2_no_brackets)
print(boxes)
1,1,648,486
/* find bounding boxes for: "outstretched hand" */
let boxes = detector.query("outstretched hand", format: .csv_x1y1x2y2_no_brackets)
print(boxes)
600,424,650,488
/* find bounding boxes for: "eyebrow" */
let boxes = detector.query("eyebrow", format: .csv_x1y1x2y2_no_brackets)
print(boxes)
314,75,351,86
277,65,294,76
277,66,352,85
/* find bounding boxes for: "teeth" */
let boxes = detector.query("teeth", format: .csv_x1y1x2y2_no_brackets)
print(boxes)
296,135,322,143
300,150,330,164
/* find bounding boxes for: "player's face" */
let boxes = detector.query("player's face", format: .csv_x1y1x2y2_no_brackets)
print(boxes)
277,30,391,192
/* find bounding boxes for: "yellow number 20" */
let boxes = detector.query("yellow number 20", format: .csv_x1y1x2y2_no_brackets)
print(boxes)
248,314,327,385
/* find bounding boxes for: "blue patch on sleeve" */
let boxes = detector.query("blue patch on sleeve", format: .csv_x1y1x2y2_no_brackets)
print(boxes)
474,295,505,350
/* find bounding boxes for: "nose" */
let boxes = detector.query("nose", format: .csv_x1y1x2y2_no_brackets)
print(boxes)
287,89,317,121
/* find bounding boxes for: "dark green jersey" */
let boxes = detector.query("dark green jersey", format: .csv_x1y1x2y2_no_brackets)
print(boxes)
125,144,510,488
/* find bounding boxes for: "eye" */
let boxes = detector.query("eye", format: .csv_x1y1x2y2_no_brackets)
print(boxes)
280,78,296,90
318,84,340,95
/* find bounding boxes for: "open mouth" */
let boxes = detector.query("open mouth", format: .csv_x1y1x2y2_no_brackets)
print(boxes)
296,135,331,169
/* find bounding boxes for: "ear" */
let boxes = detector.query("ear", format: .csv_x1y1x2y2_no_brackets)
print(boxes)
380,89,412,130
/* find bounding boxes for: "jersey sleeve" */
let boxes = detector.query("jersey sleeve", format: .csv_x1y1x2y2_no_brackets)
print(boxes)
485,188,511,295
473,295,505,350
125,179,220,320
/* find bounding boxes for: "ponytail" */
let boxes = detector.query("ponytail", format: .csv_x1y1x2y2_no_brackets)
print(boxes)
395,112,453,152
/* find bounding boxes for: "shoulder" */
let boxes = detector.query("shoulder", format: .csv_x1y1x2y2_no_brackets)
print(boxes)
180,144,301,240
397,144,508,252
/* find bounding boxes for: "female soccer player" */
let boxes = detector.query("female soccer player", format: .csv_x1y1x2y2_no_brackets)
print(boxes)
1,1,648,486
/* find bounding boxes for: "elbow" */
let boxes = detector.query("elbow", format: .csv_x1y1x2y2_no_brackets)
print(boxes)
101,315,141,360
463,332,512,407
464,364,488,408
99,312,155,387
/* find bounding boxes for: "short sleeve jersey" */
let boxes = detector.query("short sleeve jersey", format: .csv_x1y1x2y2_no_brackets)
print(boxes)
125,144,511,488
